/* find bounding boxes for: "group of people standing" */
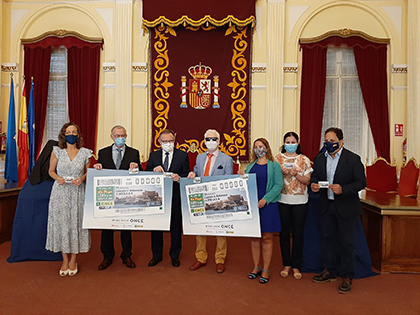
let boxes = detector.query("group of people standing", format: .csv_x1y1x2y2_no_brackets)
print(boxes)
45,123,366,294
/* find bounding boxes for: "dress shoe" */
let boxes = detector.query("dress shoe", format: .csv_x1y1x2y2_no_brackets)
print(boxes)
216,263,225,273
338,278,352,294
68,264,78,277
171,258,181,267
148,257,162,267
312,270,337,283
98,259,113,270
122,257,136,268
189,260,206,271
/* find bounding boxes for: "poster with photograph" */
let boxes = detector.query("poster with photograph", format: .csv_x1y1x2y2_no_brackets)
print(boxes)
180,174,260,237
83,169,173,230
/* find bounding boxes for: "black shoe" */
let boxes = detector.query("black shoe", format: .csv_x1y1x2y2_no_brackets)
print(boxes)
312,270,337,283
171,258,181,267
148,257,162,267
98,259,113,270
338,278,352,294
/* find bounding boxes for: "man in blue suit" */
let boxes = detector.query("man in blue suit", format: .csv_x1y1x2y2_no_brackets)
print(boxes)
188,129,233,273
310,127,366,294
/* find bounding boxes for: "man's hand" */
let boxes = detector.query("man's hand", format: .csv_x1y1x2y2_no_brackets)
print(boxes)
172,173,180,182
238,170,245,175
154,166,164,173
329,184,342,195
311,183,320,193
129,162,139,170
93,163,103,170
187,171,196,179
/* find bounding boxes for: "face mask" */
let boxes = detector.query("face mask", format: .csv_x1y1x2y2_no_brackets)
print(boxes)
205,141,218,151
65,135,78,145
161,142,174,153
254,147,267,159
324,141,340,153
284,143,298,153
115,137,126,147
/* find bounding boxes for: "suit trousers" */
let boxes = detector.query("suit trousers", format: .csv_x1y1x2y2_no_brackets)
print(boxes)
151,204,182,259
100,229,132,260
278,202,308,269
195,236,227,264
320,200,357,279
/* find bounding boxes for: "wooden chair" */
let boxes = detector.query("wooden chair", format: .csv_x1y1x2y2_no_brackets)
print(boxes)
398,158,420,197
365,157,398,193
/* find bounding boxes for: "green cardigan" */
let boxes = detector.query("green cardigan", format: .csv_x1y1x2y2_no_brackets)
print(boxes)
245,159,283,204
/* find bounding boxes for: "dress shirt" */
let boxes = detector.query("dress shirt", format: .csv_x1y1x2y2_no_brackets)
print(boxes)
161,150,174,171
325,147,342,200
112,144,126,167
203,149,219,176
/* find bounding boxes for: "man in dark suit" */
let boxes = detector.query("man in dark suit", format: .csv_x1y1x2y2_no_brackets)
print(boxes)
310,127,366,294
94,125,142,270
145,129,190,267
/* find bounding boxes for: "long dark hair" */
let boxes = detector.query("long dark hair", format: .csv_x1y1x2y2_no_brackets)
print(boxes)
280,131,302,154
58,122,83,149
250,138,274,163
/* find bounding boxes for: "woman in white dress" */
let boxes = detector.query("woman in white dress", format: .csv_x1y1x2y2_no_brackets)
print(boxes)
45,122,92,276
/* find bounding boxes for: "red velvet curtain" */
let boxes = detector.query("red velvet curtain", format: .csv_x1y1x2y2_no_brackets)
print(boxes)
23,46,52,158
300,36,390,161
353,45,390,161
68,45,101,153
24,36,103,155
299,45,327,161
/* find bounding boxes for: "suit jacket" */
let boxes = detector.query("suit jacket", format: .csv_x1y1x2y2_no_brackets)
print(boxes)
193,151,233,176
145,148,190,205
311,147,366,219
29,140,59,185
97,144,142,171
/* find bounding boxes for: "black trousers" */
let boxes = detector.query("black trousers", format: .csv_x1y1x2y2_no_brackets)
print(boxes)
278,202,308,269
100,230,132,260
151,203,182,259
320,200,357,279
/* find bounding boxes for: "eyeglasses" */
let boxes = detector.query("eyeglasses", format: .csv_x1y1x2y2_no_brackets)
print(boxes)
205,137,218,142
161,140,175,144
113,134,126,138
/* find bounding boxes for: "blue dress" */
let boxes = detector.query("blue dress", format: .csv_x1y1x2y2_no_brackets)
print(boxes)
250,163,281,233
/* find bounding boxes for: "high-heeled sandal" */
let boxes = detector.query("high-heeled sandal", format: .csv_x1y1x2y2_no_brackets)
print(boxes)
259,269,270,284
69,263,78,277
292,268,302,280
59,269,69,277
280,266,291,278
248,266,262,279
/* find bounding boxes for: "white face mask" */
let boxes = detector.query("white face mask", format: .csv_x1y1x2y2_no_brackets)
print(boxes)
205,141,218,151
161,142,174,153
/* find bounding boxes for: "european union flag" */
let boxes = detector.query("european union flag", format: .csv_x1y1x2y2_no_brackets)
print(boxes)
28,79,36,173
5,76,18,183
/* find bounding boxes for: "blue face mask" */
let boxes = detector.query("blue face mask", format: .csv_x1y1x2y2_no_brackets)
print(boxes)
324,141,340,153
284,143,298,153
115,137,126,147
65,135,78,145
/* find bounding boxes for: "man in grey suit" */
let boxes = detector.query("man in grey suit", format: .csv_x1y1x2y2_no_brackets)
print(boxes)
187,129,233,273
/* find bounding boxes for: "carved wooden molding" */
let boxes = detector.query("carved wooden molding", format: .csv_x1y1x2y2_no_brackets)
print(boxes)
1,63,18,72
21,29,103,44
392,64,407,73
300,28,390,45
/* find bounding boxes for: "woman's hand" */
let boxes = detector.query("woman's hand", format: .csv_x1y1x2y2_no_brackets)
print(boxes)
282,168,290,175
71,177,83,186
258,199,267,208
56,177,65,185
290,168,298,176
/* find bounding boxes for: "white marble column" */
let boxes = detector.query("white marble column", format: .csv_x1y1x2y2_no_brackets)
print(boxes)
115,0,133,136
407,0,420,161
265,0,285,149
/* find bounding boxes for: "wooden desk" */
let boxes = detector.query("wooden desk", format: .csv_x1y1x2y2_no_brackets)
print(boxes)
0,183,21,244
360,190,420,273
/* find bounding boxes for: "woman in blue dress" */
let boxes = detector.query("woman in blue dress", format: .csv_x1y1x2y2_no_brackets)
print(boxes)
239,138,283,283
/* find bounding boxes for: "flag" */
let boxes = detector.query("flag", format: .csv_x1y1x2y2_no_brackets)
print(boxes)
28,79,36,174
5,77,18,183
18,81,29,185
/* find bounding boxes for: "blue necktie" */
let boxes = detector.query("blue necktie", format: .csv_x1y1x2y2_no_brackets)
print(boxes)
116,149,122,169
163,152,169,171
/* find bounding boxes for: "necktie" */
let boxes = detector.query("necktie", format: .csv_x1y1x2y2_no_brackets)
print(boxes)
116,148,122,170
163,152,169,171
204,154,213,176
